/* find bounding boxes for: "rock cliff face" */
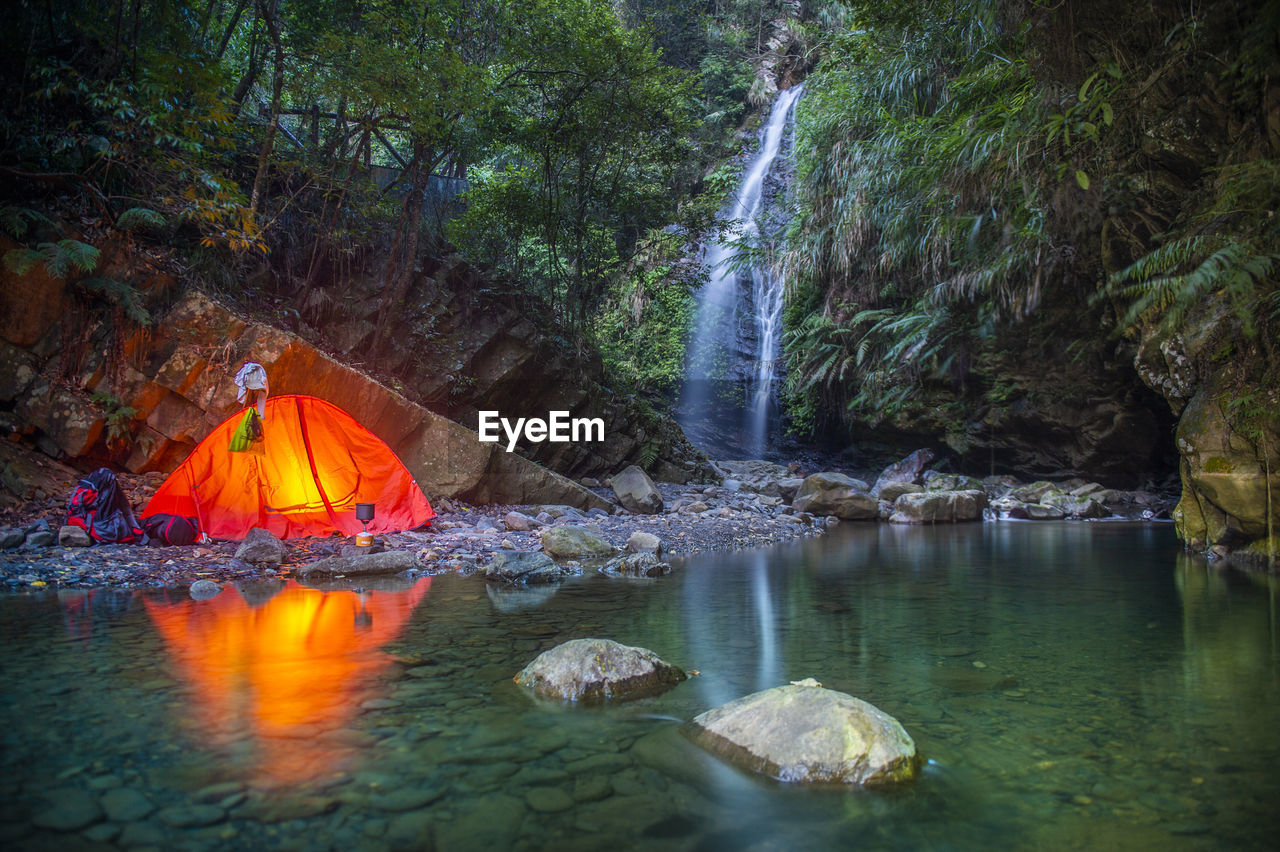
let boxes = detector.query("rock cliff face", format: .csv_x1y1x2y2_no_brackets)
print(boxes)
1136,303,1279,564
291,253,712,485
0,267,611,511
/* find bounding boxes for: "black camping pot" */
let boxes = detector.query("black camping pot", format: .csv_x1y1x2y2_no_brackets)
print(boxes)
355,503,376,522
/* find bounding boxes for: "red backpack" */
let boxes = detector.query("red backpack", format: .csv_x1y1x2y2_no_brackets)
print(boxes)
66,468,143,544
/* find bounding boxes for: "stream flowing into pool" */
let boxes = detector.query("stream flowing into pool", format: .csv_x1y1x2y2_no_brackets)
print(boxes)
2,522,1278,850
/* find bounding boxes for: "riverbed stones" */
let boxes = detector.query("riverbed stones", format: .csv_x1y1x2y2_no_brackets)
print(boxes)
540,525,615,560
31,788,102,831
504,511,538,531
791,473,877,520
188,579,221,599
685,683,919,788
485,551,571,584
100,787,154,822
0,527,24,549
234,527,287,564
57,524,90,547
297,550,418,576
156,803,225,827
610,465,663,514
515,638,686,701
625,530,662,554
889,490,988,524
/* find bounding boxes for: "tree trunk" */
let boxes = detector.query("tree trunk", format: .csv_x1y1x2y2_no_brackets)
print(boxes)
249,0,285,218
372,143,428,354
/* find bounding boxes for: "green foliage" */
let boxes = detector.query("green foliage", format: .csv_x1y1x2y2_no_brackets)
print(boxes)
80,278,152,327
0,207,53,240
1096,158,1280,337
116,208,167,232
3,240,100,278
593,255,697,397
91,392,140,446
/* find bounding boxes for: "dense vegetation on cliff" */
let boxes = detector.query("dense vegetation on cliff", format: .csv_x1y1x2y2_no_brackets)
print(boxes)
781,0,1277,466
0,0,795,401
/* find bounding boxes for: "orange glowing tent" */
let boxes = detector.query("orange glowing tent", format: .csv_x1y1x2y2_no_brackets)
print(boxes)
143,394,434,540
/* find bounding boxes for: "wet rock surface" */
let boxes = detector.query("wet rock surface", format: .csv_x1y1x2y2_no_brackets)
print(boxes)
685,683,920,788
514,638,686,701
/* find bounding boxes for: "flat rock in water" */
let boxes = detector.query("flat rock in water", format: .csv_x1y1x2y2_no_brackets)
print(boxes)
610,465,664,514
685,683,919,787
297,550,418,576
0,528,25,549
234,527,287,564
485,551,574,584
889,490,988,524
599,551,671,578
540,525,615,560
515,637,686,702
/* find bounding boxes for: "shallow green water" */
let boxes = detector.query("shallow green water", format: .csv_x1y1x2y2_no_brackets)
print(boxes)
2,522,1278,851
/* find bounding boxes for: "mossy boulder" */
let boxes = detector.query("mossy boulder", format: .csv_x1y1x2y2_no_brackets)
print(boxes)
539,525,616,560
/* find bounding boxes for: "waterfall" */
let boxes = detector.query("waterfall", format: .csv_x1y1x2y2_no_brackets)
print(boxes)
679,84,804,459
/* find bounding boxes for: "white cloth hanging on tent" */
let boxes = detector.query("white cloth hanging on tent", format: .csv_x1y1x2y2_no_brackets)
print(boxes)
234,362,269,419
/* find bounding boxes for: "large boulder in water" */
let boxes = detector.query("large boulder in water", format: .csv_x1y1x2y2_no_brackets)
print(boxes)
791,473,877,520
609,465,663,514
685,682,919,787
515,638,686,701
485,551,577,584
540,525,616,560
871,449,936,497
889,490,987,524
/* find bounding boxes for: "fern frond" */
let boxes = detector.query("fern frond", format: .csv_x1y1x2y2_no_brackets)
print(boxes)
116,207,167,232
80,277,151,326
0,206,52,239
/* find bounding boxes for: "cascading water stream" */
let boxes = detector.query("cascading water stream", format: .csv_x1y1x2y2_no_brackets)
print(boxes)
679,84,804,459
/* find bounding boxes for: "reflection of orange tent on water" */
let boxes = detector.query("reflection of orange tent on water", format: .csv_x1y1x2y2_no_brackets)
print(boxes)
145,578,430,787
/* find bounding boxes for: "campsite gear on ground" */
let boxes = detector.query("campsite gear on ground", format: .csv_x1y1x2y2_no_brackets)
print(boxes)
142,395,435,540
228,408,265,454
355,502,375,547
66,468,143,544
142,513,201,546
234,362,269,418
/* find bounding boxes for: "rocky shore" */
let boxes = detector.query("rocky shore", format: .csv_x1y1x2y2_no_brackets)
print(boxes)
0,450,1182,592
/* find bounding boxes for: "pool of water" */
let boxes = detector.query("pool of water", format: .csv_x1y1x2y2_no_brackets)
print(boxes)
2,522,1278,850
